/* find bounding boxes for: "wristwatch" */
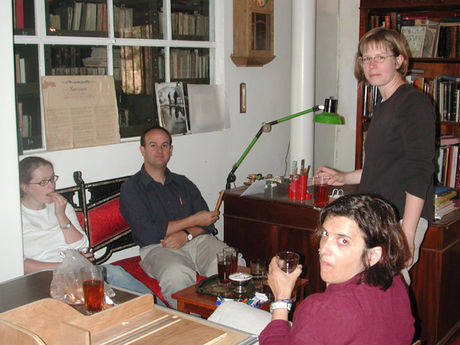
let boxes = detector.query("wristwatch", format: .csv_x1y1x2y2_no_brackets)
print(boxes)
183,229,193,241
270,301,292,313
60,222,71,230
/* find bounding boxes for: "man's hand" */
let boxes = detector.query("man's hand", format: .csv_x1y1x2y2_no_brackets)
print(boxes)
192,210,219,226
161,231,188,249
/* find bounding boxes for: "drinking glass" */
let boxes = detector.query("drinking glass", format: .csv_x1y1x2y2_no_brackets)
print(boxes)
216,252,232,284
276,251,300,273
313,175,330,208
250,258,267,292
223,247,238,274
81,265,104,314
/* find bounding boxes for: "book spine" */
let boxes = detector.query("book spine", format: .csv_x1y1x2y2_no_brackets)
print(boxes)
15,0,24,29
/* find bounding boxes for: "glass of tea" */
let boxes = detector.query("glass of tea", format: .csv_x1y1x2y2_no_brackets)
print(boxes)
313,175,330,208
81,265,105,314
223,247,238,274
216,251,232,284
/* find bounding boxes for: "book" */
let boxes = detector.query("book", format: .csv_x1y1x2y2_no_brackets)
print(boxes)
19,58,26,83
422,23,440,58
440,135,460,146
15,0,24,29
401,26,426,58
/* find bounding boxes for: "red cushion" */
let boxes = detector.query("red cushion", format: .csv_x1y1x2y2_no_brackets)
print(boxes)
87,198,130,246
112,256,207,307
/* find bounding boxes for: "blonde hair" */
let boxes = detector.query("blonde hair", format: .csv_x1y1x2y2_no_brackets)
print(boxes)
354,27,410,83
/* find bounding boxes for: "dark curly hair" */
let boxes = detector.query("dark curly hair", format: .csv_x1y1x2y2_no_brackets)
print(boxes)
318,193,410,290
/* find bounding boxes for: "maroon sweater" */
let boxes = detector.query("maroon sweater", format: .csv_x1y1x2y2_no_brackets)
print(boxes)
259,275,414,345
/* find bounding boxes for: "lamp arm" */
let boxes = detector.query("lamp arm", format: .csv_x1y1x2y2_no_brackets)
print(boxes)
225,105,322,189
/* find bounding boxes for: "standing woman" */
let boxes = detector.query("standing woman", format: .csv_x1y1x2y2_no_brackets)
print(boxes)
316,28,435,282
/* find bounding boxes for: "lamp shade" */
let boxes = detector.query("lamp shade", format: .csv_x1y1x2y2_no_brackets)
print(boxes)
314,112,344,125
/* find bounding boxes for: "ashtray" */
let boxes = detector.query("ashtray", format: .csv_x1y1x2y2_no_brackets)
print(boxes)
229,272,252,293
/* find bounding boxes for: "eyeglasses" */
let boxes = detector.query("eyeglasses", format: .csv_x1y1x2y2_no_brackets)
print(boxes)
28,175,59,187
358,54,395,65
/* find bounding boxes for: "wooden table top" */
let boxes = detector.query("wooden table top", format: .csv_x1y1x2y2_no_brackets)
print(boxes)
171,266,309,318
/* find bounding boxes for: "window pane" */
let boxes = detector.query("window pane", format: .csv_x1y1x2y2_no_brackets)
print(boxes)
114,0,163,39
46,0,108,37
114,46,165,138
171,0,209,41
45,45,107,76
14,44,41,151
13,0,35,35
170,48,209,82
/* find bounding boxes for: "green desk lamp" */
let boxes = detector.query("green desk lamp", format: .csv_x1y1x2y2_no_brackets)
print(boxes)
225,97,344,189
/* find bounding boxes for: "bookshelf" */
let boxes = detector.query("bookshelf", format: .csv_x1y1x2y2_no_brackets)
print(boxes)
355,0,460,171
12,0,215,152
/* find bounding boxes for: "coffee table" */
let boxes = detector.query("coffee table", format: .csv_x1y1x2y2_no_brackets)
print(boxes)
171,266,309,319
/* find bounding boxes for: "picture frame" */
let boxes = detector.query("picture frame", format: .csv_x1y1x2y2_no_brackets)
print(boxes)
154,81,189,135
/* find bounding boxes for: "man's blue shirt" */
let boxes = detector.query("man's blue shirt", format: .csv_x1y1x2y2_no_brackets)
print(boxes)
120,165,216,247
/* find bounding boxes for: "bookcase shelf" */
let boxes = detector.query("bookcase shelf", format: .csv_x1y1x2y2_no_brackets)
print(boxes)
12,0,216,152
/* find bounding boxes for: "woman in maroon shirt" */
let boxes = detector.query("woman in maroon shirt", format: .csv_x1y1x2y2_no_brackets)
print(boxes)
259,194,414,345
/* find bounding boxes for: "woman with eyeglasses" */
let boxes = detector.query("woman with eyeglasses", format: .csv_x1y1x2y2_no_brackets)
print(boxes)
316,27,435,284
19,156,152,295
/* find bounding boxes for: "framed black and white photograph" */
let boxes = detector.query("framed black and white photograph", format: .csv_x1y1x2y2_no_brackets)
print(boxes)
154,81,189,135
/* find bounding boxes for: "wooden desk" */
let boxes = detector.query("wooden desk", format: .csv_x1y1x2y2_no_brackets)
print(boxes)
411,209,460,345
171,267,309,319
223,186,460,345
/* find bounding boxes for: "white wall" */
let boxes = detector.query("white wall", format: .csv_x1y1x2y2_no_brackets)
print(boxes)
0,0,24,280
315,0,360,172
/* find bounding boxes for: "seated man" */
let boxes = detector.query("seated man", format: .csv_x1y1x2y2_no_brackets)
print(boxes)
120,126,240,308
209,194,414,344
19,156,151,296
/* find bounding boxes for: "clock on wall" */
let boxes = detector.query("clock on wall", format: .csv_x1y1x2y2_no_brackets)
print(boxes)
231,0,275,67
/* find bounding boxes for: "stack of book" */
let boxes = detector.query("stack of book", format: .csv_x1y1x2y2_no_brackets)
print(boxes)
434,186,459,220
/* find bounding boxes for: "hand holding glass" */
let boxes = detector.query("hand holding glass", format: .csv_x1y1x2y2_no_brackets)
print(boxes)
276,251,300,273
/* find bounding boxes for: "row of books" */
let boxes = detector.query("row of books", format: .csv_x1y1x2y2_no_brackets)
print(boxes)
120,46,160,96
407,74,459,122
49,2,108,32
368,13,460,59
434,186,459,220
361,85,379,118
170,49,209,80
437,142,460,189
171,12,209,37
50,66,110,76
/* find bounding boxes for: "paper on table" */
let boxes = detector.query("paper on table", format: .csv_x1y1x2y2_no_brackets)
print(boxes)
241,180,266,196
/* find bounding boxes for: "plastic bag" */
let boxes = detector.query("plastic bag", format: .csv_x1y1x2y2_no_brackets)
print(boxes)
50,249,115,304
